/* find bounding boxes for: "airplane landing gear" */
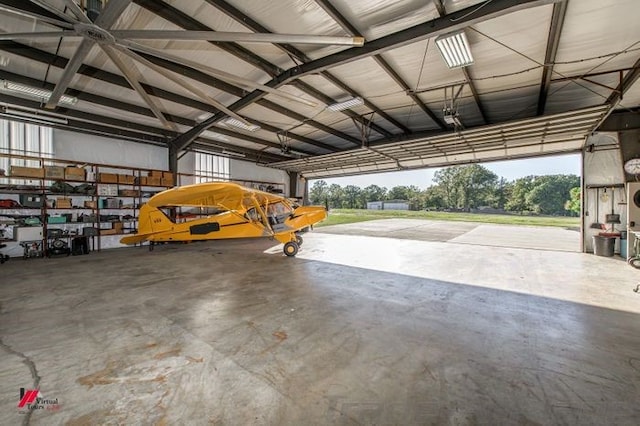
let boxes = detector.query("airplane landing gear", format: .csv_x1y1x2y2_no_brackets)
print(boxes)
295,234,303,246
283,241,299,257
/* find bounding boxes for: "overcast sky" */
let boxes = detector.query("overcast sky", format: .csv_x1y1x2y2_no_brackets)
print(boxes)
317,154,581,189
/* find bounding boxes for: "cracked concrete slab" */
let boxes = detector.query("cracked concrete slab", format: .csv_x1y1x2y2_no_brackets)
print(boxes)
1,230,639,424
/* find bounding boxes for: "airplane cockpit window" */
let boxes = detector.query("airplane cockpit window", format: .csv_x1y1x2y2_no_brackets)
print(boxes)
246,208,260,222
267,202,292,226
173,206,225,223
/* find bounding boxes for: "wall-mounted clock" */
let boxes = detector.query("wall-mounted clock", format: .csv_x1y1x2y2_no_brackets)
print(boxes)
624,158,640,175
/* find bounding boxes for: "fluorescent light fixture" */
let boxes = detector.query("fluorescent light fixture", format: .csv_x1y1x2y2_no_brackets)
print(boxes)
0,107,68,125
327,96,363,112
1,80,78,106
435,31,474,69
223,117,260,132
221,149,246,158
443,109,462,127
0,56,9,67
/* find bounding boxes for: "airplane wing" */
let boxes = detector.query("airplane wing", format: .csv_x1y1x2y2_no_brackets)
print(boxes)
146,182,285,211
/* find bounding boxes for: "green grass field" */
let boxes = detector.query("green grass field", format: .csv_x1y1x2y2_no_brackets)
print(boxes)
316,208,580,228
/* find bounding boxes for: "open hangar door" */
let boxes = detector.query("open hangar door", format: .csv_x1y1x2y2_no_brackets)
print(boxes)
582,133,627,255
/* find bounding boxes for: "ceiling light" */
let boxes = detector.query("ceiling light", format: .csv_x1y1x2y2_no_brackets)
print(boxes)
0,107,68,125
222,149,246,158
327,96,363,112
443,114,462,127
223,117,260,132
1,80,78,106
0,56,9,67
435,31,474,69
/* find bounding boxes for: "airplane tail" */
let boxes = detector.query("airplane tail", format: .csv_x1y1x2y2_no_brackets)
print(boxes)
120,204,173,245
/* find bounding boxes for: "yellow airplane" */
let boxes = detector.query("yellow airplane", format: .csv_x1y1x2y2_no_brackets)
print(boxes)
120,182,327,256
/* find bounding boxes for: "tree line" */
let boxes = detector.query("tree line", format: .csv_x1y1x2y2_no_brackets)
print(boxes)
310,164,581,216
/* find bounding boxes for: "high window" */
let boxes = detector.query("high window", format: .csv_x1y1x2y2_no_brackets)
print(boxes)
194,152,230,183
0,120,53,182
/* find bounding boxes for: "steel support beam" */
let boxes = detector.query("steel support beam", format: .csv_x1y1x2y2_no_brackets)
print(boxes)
168,144,179,175
289,0,560,79
462,67,489,124
316,0,443,130
606,56,640,105
0,41,335,154
373,55,446,129
197,0,404,137
0,0,67,26
537,0,567,115
288,172,299,198
598,108,640,132
133,0,373,144
132,0,281,77
0,93,287,162
211,0,557,149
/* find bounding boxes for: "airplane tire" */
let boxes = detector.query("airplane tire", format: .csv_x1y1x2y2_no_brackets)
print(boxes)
628,257,640,269
284,241,299,257
296,234,303,246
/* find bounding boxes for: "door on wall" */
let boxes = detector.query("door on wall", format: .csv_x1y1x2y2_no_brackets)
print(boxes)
626,182,640,258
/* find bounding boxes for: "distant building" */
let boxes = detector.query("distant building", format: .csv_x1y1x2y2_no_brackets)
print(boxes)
366,200,410,211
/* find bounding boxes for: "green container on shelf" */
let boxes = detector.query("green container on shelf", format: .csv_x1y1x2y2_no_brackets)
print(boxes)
47,216,67,224
24,217,42,225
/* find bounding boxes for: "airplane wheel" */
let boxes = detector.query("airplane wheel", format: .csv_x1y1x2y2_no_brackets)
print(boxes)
283,241,299,257
296,234,303,246
628,257,640,269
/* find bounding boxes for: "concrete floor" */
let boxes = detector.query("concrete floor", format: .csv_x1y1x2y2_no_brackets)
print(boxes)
316,218,581,252
1,219,640,425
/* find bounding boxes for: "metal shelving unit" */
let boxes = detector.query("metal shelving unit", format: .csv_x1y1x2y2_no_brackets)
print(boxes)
0,152,174,257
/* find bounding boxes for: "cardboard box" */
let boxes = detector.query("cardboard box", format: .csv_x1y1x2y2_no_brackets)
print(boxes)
84,200,97,209
112,222,124,233
56,197,72,208
65,167,86,181
162,171,173,180
161,177,173,187
100,198,120,209
149,170,163,178
82,214,97,223
118,189,140,197
44,166,65,179
99,173,118,183
97,184,118,196
100,228,117,235
118,174,135,184
146,177,161,186
10,166,44,178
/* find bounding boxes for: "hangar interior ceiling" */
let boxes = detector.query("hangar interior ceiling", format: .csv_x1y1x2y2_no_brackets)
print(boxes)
0,0,638,178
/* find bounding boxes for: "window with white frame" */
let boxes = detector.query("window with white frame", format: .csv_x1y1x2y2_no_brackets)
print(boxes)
0,119,54,183
194,152,230,183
